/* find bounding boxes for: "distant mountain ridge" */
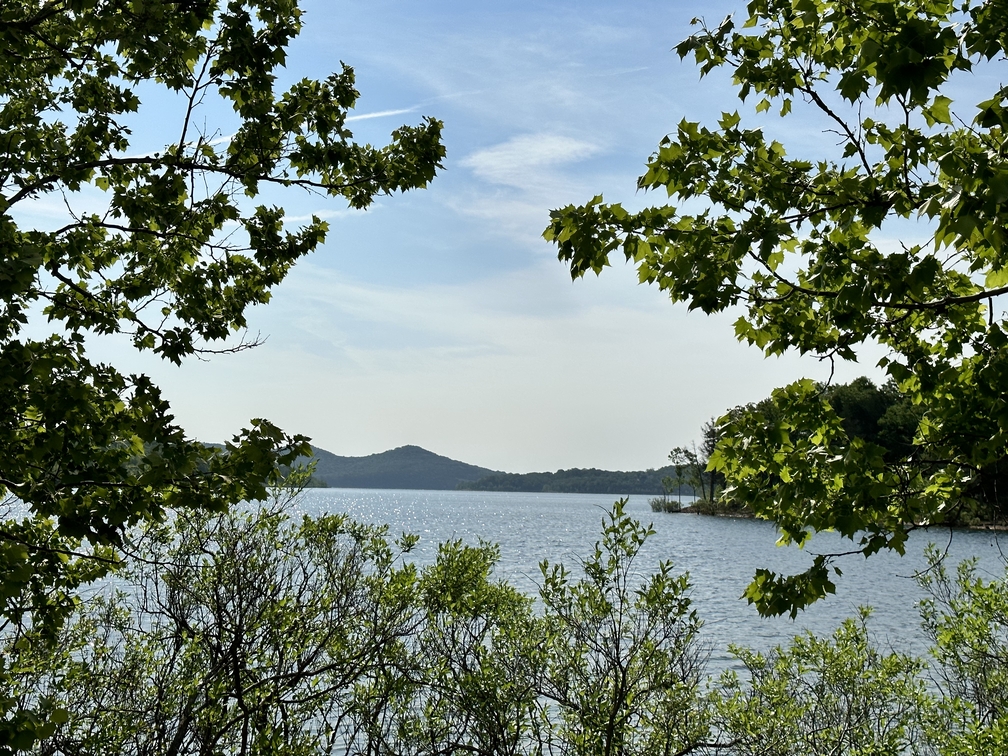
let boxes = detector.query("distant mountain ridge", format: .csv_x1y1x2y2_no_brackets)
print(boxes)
303,445,682,495
306,445,497,490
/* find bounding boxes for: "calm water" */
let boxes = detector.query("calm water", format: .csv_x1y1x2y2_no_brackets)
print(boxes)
292,488,1008,669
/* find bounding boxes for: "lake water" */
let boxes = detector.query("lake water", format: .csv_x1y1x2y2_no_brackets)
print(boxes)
292,487,1008,670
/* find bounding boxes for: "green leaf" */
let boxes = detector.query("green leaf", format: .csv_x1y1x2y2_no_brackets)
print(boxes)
924,95,953,126
986,267,1008,289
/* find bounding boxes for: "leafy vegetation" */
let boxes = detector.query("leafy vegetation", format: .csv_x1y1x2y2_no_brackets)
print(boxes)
714,610,931,755
665,375,1008,527
545,0,1008,616
537,502,710,756
11,497,712,756
10,0,1008,750
0,0,443,747
662,425,753,516
661,377,922,519
649,489,683,513
11,493,1008,755
918,548,1008,753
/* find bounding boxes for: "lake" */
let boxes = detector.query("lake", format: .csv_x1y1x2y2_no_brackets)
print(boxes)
293,487,1008,669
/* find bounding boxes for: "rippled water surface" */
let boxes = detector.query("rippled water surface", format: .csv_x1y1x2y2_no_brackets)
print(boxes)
292,488,1008,669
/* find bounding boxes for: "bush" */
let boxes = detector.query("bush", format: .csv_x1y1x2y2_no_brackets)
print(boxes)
649,496,682,513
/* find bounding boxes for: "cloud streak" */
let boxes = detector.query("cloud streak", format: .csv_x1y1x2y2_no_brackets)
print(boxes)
346,107,418,122
461,134,600,188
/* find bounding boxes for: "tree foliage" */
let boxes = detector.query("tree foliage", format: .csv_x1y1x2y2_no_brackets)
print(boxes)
545,0,1008,615
0,0,444,747
538,501,710,756
669,418,729,507
918,548,1008,754
17,484,421,756
457,466,690,495
13,498,718,756
714,610,930,755
16,493,1008,755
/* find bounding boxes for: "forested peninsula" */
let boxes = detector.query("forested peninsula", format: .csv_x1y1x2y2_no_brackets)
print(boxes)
457,467,688,495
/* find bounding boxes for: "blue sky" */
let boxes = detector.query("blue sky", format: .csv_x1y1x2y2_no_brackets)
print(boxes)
37,0,909,472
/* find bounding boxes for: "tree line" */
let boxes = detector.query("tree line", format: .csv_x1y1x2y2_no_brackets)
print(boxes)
458,466,694,496
671,375,1007,527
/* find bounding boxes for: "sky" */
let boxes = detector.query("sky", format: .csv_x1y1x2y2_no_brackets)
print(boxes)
29,0,910,473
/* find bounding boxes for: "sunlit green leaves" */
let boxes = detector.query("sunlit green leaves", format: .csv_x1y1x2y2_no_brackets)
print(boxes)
0,0,445,747
716,609,930,754
17,493,422,756
546,0,1008,616
15,492,1008,755
537,501,708,756
918,550,1008,754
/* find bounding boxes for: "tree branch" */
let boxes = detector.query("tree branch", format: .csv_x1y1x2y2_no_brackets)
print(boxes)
800,81,873,175
7,154,392,207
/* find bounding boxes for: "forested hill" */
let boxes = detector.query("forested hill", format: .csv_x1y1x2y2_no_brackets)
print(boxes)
457,466,689,495
301,445,690,495
306,445,497,490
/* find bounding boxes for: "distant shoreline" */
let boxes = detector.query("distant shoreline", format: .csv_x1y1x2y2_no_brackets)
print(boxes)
672,506,754,519
458,466,692,496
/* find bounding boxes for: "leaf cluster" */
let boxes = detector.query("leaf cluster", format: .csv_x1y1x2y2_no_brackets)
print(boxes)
545,0,1008,616
0,0,445,747
11,499,718,756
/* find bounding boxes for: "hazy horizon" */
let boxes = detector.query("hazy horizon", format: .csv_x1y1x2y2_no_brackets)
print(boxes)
307,441,686,475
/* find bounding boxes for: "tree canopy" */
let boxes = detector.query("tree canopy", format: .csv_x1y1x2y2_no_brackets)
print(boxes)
545,0,1008,616
0,0,443,747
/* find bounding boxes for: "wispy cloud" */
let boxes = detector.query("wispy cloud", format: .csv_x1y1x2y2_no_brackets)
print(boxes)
593,66,650,78
461,134,600,188
346,107,418,122
450,134,604,244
